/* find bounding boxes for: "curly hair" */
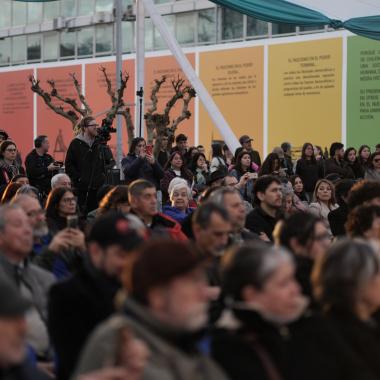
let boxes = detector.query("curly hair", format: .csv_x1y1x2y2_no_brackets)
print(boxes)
346,204,380,237
98,185,129,217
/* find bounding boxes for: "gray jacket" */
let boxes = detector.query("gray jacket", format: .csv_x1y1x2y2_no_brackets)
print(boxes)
73,298,230,380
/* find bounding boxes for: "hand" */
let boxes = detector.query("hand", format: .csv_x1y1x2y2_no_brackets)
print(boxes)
48,229,73,253
146,154,155,164
237,174,249,189
259,232,271,242
67,228,86,251
202,163,208,172
48,163,60,172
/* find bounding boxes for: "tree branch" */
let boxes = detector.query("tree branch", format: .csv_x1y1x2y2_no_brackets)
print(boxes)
69,73,92,115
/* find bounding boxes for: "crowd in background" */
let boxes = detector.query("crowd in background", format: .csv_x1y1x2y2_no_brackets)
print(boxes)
1,119,380,380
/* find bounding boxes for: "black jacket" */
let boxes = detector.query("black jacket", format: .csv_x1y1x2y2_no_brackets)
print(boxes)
65,137,114,192
25,149,55,196
295,158,323,193
0,360,50,380
121,153,164,188
328,203,348,237
245,207,278,241
48,259,120,380
235,147,261,166
324,158,355,179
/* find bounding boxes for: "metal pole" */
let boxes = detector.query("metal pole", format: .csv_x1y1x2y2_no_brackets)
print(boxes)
136,0,145,138
115,0,124,179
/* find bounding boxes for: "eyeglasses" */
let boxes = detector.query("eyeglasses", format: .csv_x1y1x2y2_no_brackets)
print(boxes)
314,233,332,242
5,148,16,152
61,197,77,204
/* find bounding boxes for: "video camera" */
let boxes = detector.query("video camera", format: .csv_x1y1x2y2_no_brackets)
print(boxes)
96,117,117,143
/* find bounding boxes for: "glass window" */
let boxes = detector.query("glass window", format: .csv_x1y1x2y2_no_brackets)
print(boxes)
176,13,195,45
78,0,95,16
78,27,94,56
44,2,59,20
144,18,153,51
96,0,113,13
12,36,26,63
122,21,134,53
154,14,174,50
27,2,43,25
247,17,268,37
27,35,41,61
299,25,325,32
198,9,216,43
221,8,243,40
12,1,27,27
0,0,11,29
43,32,59,61
0,38,11,66
60,30,76,58
61,0,76,18
96,24,112,54
272,23,296,35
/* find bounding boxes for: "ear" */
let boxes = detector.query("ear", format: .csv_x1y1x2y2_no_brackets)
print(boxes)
256,191,265,202
87,242,103,268
241,285,259,303
129,195,138,209
147,287,165,312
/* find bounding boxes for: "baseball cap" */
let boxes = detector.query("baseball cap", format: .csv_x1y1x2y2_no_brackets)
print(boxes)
0,279,31,317
239,135,253,145
87,212,143,251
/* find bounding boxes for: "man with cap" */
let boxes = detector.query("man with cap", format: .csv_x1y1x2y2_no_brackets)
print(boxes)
48,212,144,380
235,135,261,167
74,239,229,380
0,278,49,380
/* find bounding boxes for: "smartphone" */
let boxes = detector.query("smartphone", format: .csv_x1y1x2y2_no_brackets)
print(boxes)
66,215,79,229
248,172,258,180
145,145,153,155
54,161,64,167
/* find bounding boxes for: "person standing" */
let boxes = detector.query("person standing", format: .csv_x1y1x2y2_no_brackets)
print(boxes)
25,136,60,199
65,117,114,213
234,135,261,167
324,142,354,179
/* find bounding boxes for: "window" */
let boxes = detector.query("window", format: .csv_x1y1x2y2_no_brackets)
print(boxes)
176,13,195,45
144,18,153,51
27,35,41,61
247,17,268,37
222,8,243,40
299,25,325,32
0,39,11,66
43,32,59,61
154,14,174,50
27,2,43,25
198,9,216,43
12,1,27,27
122,21,134,53
44,1,59,20
96,24,113,54
78,27,94,56
60,30,76,58
12,36,27,63
78,0,95,16
0,0,11,29
96,0,113,13
62,0,76,18
272,23,296,35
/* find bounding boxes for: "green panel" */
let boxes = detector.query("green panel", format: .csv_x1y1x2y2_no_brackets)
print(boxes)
347,36,380,149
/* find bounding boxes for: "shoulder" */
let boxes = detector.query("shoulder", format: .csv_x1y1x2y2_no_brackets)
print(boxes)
28,262,55,285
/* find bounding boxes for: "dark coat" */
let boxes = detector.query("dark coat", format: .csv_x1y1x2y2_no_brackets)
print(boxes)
0,160,25,186
47,260,120,380
245,207,278,241
0,360,50,380
212,309,377,380
295,158,323,193
346,161,365,179
328,203,348,237
121,153,164,188
324,158,355,179
234,147,262,166
25,149,55,196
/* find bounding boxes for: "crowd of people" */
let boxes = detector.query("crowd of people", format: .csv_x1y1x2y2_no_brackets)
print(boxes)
1,117,380,380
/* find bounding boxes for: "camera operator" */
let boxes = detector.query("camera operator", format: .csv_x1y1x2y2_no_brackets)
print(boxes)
25,135,60,199
65,117,115,213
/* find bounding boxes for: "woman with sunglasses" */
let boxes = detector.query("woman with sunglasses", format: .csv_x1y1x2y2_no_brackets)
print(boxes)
0,140,25,186
365,152,380,181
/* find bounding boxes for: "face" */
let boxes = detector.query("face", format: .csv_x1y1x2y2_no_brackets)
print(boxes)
364,217,380,240
177,140,187,151
14,177,29,186
170,187,189,211
243,140,252,151
3,144,17,162
18,197,48,238
86,120,98,138
284,195,293,213
198,146,205,155
193,212,231,256
102,245,135,280
304,145,313,157
224,176,238,187
197,155,206,169
293,177,303,193
0,209,33,262
153,268,210,331
358,274,380,316
313,146,321,157
241,154,251,169
171,154,183,170
161,137,168,149
191,149,199,158
58,191,77,217
223,193,246,231
135,140,146,156
0,317,27,367
258,182,282,210
41,138,50,153
130,188,157,217
361,147,371,160
308,222,331,259
347,149,356,162
336,148,345,159
316,182,332,203
373,154,380,170
247,261,301,320
55,175,71,189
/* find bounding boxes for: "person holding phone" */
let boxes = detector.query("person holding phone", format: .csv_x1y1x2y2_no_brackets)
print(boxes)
121,137,164,190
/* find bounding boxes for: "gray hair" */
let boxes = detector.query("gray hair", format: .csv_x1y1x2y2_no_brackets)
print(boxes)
208,186,242,205
51,173,71,189
167,177,188,198
169,182,191,200
15,185,39,199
